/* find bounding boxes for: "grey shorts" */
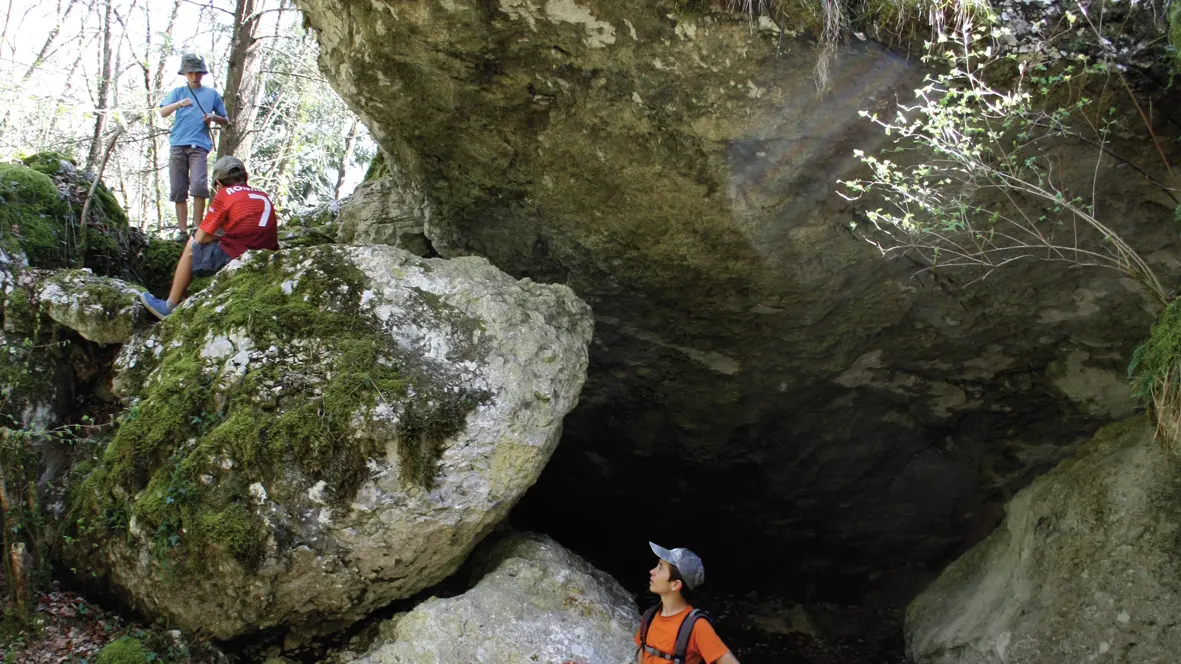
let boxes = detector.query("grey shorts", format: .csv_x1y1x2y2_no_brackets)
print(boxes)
191,241,231,277
169,145,210,202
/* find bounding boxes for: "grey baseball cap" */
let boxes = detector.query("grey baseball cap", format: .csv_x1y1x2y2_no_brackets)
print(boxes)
178,54,208,74
211,156,246,183
650,542,705,590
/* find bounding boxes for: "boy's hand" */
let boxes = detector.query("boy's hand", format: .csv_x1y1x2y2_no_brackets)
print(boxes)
178,98,192,108
203,113,214,126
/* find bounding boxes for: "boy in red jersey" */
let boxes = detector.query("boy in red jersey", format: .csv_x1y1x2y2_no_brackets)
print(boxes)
140,155,279,319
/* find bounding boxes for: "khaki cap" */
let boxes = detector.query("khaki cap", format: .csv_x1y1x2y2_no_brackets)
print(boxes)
211,156,246,183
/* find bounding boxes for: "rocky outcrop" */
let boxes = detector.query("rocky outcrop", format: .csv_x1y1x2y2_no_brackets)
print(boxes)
294,0,1179,598
282,165,450,257
348,533,638,664
37,269,148,345
335,168,439,256
906,419,1181,664
65,244,593,638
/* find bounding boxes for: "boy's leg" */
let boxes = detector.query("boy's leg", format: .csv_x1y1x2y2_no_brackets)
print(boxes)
168,240,195,307
169,146,191,233
193,197,207,226
175,201,188,233
188,148,211,228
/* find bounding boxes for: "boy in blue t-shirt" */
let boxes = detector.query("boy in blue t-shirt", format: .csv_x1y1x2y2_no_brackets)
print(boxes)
158,54,228,240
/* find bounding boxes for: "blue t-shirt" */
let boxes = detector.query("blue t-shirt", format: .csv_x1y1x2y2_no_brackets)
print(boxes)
160,85,227,152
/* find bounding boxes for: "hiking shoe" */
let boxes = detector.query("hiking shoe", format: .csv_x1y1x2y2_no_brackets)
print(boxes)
140,292,173,320
173,230,190,243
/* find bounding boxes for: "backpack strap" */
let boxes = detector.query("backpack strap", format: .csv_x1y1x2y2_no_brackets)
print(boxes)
672,609,712,663
637,604,661,660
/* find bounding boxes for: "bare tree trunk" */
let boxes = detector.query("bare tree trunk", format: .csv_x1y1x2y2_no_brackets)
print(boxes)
217,0,265,160
42,33,95,143
334,117,359,200
0,445,31,618
20,0,82,82
85,0,114,172
79,124,126,264
151,0,182,231
0,0,15,63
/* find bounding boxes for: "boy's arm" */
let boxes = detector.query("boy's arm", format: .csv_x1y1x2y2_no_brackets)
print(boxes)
204,93,230,126
158,90,189,117
714,653,739,664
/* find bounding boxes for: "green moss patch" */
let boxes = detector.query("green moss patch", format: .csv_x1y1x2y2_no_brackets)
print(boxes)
95,636,154,664
1171,2,1181,69
1128,299,1181,454
131,238,183,298
69,246,482,576
22,151,76,177
0,163,73,267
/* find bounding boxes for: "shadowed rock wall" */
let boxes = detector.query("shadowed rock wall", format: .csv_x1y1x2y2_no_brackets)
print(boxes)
293,0,1180,602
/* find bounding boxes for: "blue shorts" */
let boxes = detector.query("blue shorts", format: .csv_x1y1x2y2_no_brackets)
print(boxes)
191,241,231,277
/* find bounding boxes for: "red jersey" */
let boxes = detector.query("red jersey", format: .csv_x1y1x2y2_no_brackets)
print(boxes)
199,184,279,258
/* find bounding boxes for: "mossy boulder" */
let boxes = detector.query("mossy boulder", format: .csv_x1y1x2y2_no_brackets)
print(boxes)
0,156,132,276
37,269,148,345
65,244,593,638
349,532,638,664
0,162,73,268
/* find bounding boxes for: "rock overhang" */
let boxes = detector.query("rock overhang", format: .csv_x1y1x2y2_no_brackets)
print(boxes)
293,0,1180,603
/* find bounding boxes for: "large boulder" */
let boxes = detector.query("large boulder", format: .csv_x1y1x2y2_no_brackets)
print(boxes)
37,269,148,345
293,0,1180,598
905,419,1181,664
64,244,593,638
349,532,638,664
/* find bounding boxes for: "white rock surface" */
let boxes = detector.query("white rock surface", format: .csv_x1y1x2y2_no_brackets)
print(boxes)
351,533,639,664
37,268,147,344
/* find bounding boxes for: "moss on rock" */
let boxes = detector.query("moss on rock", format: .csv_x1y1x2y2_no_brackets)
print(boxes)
70,246,480,576
95,636,154,664
1171,2,1181,69
132,238,183,298
0,163,73,267
22,151,76,177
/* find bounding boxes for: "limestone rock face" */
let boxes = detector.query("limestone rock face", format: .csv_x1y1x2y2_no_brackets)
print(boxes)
335,172,438,256
350,533,639,664
906,420,1181,664
37,269,148,345
67,244,593,638
293,0,1178,596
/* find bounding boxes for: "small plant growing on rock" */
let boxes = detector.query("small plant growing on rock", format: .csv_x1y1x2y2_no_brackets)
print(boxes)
839,14,1171,303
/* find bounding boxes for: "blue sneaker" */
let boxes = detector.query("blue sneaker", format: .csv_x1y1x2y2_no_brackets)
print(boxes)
140,292,173,320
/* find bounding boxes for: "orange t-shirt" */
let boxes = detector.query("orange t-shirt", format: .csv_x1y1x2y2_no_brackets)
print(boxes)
634,607,730,664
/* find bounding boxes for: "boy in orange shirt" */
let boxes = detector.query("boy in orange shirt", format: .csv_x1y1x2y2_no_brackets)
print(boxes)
635,543,739,664
566,543,740,664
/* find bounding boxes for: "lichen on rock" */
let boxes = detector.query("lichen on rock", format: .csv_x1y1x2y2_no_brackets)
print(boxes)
37,269,148,345
64,244,594,638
